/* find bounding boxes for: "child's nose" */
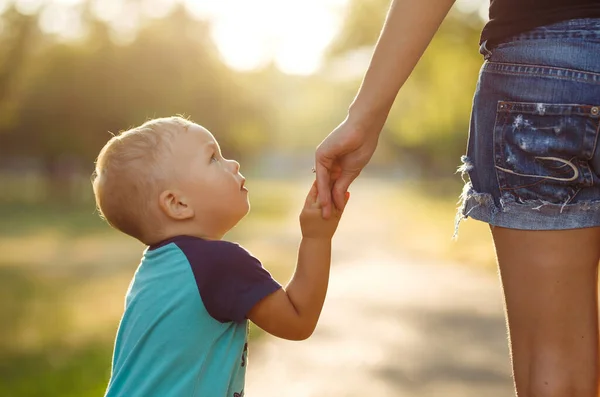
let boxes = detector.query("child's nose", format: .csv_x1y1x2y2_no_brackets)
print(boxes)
228,159,240,173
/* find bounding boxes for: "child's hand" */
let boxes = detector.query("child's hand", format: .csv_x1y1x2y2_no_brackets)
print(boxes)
300,180,349,239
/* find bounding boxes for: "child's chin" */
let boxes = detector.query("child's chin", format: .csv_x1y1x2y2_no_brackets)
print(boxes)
230,202,250,225
241,203,251,218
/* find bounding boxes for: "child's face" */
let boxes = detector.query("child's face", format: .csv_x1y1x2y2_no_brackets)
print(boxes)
170,124,249,234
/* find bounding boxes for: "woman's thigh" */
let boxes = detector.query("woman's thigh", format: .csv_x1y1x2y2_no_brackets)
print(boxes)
491,226,600,396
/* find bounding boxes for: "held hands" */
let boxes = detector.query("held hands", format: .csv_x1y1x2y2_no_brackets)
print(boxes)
315,116,381,219
300,180,349,240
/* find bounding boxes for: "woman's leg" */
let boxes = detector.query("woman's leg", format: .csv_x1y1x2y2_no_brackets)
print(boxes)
491,226,600,397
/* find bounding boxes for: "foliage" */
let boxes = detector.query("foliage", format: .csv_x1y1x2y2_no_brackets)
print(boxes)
0,4,273,185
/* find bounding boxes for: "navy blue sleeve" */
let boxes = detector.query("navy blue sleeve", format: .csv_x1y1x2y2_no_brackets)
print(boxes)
176,238,281,323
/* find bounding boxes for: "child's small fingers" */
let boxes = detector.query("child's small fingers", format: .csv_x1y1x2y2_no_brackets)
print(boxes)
338,192,350,212
304,179,319,206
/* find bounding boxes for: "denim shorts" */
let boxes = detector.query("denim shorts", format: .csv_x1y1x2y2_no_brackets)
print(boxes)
456,18,600,232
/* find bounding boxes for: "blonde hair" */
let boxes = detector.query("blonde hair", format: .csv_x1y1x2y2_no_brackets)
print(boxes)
92,116,193,242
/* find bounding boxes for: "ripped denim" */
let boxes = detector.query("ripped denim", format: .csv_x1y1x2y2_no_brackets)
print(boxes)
455,18,600,236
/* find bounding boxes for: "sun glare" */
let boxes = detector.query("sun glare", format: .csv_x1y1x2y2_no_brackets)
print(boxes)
6,0,488,75
184,0,346,75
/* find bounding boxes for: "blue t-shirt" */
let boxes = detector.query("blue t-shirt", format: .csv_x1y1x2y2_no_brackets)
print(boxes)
104,235,281,397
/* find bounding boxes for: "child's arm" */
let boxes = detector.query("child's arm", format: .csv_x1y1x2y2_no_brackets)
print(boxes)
248,239,332,340
247,181,348,340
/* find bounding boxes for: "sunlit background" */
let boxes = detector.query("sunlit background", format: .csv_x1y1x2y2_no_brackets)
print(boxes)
4,0,489,74
0,0,501,396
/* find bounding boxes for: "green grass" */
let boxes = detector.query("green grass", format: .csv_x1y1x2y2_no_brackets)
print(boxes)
0,265,113,397
0,342,112,397
0,203,109,236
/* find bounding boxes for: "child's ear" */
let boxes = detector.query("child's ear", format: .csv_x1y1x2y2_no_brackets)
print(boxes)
159,190,194,220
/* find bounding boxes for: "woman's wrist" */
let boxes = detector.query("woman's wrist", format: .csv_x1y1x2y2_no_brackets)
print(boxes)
347,100,390,136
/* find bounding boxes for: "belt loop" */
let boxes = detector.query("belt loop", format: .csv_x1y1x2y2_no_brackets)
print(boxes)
479,40,493,60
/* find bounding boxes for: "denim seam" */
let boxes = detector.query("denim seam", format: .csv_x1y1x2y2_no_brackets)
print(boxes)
494,106,510,195
488,61,600,78
591,116,600,162
502,32,600,42
485,69,600,85
590,118,600,188
484,61,600,85
496,102,598,117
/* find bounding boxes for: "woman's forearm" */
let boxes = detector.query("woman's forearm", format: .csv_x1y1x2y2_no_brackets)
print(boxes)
348,0,456,129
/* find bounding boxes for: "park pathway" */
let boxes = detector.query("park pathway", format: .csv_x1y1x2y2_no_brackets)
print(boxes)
246,180,514,397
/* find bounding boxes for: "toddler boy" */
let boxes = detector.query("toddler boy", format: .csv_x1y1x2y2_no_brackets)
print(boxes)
92,116,347,397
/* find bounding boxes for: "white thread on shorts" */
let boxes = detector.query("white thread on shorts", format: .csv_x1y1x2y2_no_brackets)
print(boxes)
495,156,579,182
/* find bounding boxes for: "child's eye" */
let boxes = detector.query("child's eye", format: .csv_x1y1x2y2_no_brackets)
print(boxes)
210,154,217,163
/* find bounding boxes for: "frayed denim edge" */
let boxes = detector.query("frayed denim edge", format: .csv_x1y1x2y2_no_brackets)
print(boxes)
454,182,494,239
454,154,600,238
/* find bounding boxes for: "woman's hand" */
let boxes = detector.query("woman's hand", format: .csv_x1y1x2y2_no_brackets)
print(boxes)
315,116,382,219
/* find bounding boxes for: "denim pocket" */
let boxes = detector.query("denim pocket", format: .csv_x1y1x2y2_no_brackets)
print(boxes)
493,101,600,204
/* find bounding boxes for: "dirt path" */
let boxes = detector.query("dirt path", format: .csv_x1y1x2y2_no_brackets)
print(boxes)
247,254,513,397
246,181,514,397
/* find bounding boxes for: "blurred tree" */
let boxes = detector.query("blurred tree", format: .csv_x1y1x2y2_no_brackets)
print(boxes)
0,6,39,130
0,2,273,202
